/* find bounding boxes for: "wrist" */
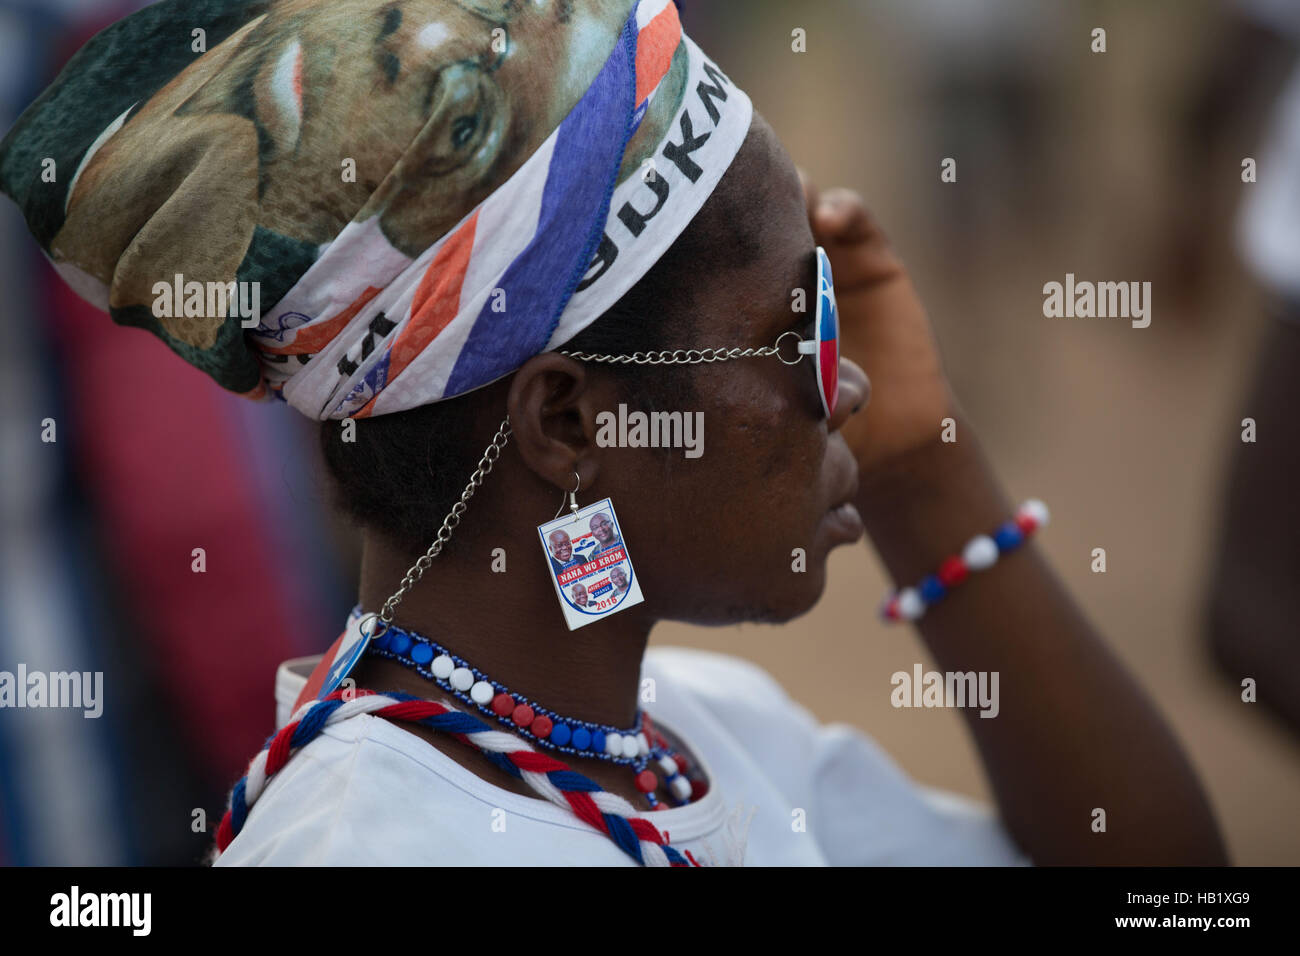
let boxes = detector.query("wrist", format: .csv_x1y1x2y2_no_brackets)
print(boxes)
853,413,1015,585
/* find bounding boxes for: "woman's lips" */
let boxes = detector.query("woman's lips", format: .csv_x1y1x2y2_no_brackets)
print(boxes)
823,500,865,543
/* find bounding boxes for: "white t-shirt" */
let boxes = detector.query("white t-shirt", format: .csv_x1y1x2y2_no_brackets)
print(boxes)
215,646,1030,866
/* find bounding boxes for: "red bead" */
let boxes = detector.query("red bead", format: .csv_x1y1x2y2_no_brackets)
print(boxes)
937,556,969,587
1015,513,1038,535
881,597,900,620
690,778,708,799
512,704,535,727
674,753,689,771
636,770,658,793
492,693,515,717
531,714,552,738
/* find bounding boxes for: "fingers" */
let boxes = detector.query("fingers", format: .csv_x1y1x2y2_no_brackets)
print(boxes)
808,188,904,288
798,170,870,244
813,188,876,245
800,176,904,286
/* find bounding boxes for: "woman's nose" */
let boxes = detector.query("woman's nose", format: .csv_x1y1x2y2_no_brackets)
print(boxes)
829,357,869,432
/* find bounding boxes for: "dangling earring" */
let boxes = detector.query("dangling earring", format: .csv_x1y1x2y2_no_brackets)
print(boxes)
536,471,643,630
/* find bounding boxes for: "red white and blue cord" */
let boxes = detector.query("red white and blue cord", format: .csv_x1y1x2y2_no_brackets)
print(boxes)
364,617,701,809
213,688,697,867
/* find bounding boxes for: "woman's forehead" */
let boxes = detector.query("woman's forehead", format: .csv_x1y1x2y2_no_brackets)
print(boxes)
704,121,816,337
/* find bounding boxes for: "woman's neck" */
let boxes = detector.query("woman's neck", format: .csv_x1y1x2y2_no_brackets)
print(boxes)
355,530,654,728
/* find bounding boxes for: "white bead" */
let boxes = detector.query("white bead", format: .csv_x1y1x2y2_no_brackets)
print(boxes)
897,587,925,621
963,534,999,571
1020,499,1050,528
470,680,494,705
636,732,649,753
623,735,641,758
605,733,624,756
431,655,455,680
658,756,679,776
449,667,474,692
670,776,693,801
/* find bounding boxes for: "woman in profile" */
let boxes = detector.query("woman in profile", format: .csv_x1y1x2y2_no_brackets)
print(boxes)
0,0,1226,866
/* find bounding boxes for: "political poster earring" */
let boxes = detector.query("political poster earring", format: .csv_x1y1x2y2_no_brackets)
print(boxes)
536,472,644,630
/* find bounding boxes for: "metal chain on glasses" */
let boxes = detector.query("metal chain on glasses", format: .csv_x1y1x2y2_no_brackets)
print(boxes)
369,415,513,637
557,345,783,365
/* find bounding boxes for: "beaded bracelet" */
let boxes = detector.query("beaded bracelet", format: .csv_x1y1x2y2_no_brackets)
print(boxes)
879,499,1049,623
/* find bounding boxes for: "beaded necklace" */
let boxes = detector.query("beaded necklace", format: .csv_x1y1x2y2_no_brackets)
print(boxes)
364,617,706,809
214,688,701,866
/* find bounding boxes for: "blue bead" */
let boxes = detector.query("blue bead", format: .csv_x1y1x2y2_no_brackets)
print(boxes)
374,629,392,651
919,574,946,604
550,723,572,747
571,727,592,750
592,730,606,754
994,521,1024,552
410,643,433,665
388,632,412,656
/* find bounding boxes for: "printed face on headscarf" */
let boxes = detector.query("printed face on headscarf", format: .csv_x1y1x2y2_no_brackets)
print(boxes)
49,0,637,348
3,0,750,413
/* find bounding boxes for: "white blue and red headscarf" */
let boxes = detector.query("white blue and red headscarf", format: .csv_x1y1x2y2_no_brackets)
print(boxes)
0,0,753,420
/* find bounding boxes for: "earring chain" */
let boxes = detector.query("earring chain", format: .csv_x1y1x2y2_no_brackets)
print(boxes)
373,415,513,633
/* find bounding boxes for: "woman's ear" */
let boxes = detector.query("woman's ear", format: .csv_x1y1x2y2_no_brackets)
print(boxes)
506,352,608,492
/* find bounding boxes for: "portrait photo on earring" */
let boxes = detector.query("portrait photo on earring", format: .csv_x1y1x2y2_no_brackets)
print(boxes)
537,498,644,630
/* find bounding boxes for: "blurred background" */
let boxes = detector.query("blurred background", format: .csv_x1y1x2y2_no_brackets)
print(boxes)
1,0,1296,864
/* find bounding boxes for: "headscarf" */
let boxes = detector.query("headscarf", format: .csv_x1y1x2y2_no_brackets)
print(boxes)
0,0,752,419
